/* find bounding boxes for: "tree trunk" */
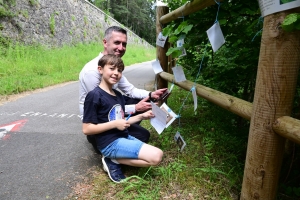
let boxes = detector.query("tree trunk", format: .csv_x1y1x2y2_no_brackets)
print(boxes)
156,6,169,91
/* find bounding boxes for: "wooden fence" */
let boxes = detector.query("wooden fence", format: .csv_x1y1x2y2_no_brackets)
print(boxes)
155,0,300,199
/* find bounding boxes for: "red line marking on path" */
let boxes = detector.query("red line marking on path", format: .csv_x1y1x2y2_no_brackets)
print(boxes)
0,119,28,140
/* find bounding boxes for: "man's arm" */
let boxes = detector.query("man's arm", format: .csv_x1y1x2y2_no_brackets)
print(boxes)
117,76,149,99
81,70,101,94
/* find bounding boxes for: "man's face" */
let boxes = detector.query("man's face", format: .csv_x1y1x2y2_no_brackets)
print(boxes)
103,31,127,57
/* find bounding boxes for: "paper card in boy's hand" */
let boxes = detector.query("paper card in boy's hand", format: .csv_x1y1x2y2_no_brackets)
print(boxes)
172,65,186,83
150,102,167,134
151,60,163,74
174,131,186,152
160,103,177,128
156,32,168,48
206,22,225,52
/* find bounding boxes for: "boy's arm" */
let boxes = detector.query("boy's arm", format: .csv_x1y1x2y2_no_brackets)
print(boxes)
127,110,155,124
82,120,130,135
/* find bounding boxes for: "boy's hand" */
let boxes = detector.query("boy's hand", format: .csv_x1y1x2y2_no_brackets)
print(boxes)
115,119,130,131
141,110,155,120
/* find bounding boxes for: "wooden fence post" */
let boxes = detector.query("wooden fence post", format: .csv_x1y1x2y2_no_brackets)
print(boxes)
241,9,300,199
156,5,169,90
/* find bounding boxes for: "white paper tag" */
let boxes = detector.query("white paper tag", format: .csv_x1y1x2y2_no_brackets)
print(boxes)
206,22,225,52
156,32,168,48
177,38,184,48
150,102,167,134
169,83,174,92
174,131,186,152
172,65,186,82
160,103,177,128
191,86,197,111
151,60,163,74
177,38,187,57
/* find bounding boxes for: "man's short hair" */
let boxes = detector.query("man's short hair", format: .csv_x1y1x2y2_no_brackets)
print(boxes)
104,26,127,41
98,54,125,71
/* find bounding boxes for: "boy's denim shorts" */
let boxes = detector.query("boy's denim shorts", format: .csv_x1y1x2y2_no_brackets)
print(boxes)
101,135,144,159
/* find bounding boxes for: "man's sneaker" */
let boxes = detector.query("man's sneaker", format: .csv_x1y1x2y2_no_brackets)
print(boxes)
102,157,126,183
86,135,101,154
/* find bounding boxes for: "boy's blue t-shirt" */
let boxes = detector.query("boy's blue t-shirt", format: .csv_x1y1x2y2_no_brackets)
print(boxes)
83,86,128,149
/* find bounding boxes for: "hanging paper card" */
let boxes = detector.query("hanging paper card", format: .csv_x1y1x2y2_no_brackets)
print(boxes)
191,86,198,111
156,32,168,48
174,131,186,152
150,102,168,134
160,103,177,128
177,38,187,57
172,65,186,82
180,48,187,57
151,60,163,74
206,22,225,52
169,83,174,92
177,38,184,48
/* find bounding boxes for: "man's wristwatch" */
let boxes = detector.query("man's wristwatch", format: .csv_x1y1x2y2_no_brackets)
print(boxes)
149,92,156,102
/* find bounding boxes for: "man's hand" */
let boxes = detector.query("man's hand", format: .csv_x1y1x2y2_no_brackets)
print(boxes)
114,119,130,131
135,97,152,112
151,88,168,100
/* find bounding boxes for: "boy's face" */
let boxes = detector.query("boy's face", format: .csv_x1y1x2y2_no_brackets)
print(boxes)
98,64,122,85
103,31,127,57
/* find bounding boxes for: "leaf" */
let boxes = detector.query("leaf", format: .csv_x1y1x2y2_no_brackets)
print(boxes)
218,19,227,25
182,24,193,34
168,35,178,44
282,13,299,32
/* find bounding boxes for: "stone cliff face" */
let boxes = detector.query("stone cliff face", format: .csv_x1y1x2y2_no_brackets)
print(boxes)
0,0,151,47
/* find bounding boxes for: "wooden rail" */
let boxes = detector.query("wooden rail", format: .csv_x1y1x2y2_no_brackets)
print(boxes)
159,0,219,24
160,72,252,120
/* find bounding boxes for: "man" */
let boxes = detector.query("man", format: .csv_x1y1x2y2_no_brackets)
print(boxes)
79,26,166,151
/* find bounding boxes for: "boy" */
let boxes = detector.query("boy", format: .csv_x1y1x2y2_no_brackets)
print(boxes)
82,55,163,183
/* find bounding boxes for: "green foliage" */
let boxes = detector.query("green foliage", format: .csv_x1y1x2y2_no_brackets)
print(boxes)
90,0,156,45
0,0,15,18
49,13,55,35
162,0,261,103
282,13,300,32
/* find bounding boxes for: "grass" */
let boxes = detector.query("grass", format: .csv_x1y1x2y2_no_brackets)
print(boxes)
0,43,156,95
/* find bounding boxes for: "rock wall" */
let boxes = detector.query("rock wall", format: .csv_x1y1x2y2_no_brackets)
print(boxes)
0,0,152,47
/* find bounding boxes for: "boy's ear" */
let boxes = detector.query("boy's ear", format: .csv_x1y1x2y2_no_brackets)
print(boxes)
98,66,103,74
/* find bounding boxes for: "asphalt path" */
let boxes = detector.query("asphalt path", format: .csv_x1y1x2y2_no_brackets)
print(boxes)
0,60,155,200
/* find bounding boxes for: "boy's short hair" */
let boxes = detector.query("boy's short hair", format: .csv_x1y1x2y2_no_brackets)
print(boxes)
98,54,125,71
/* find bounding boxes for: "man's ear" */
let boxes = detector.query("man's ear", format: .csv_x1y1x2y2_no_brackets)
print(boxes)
103,39,107,46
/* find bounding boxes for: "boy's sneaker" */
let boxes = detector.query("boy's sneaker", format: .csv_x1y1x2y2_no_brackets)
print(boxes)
102,157,126,183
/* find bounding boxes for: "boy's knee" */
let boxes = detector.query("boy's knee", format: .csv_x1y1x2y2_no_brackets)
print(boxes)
152,149,163,165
